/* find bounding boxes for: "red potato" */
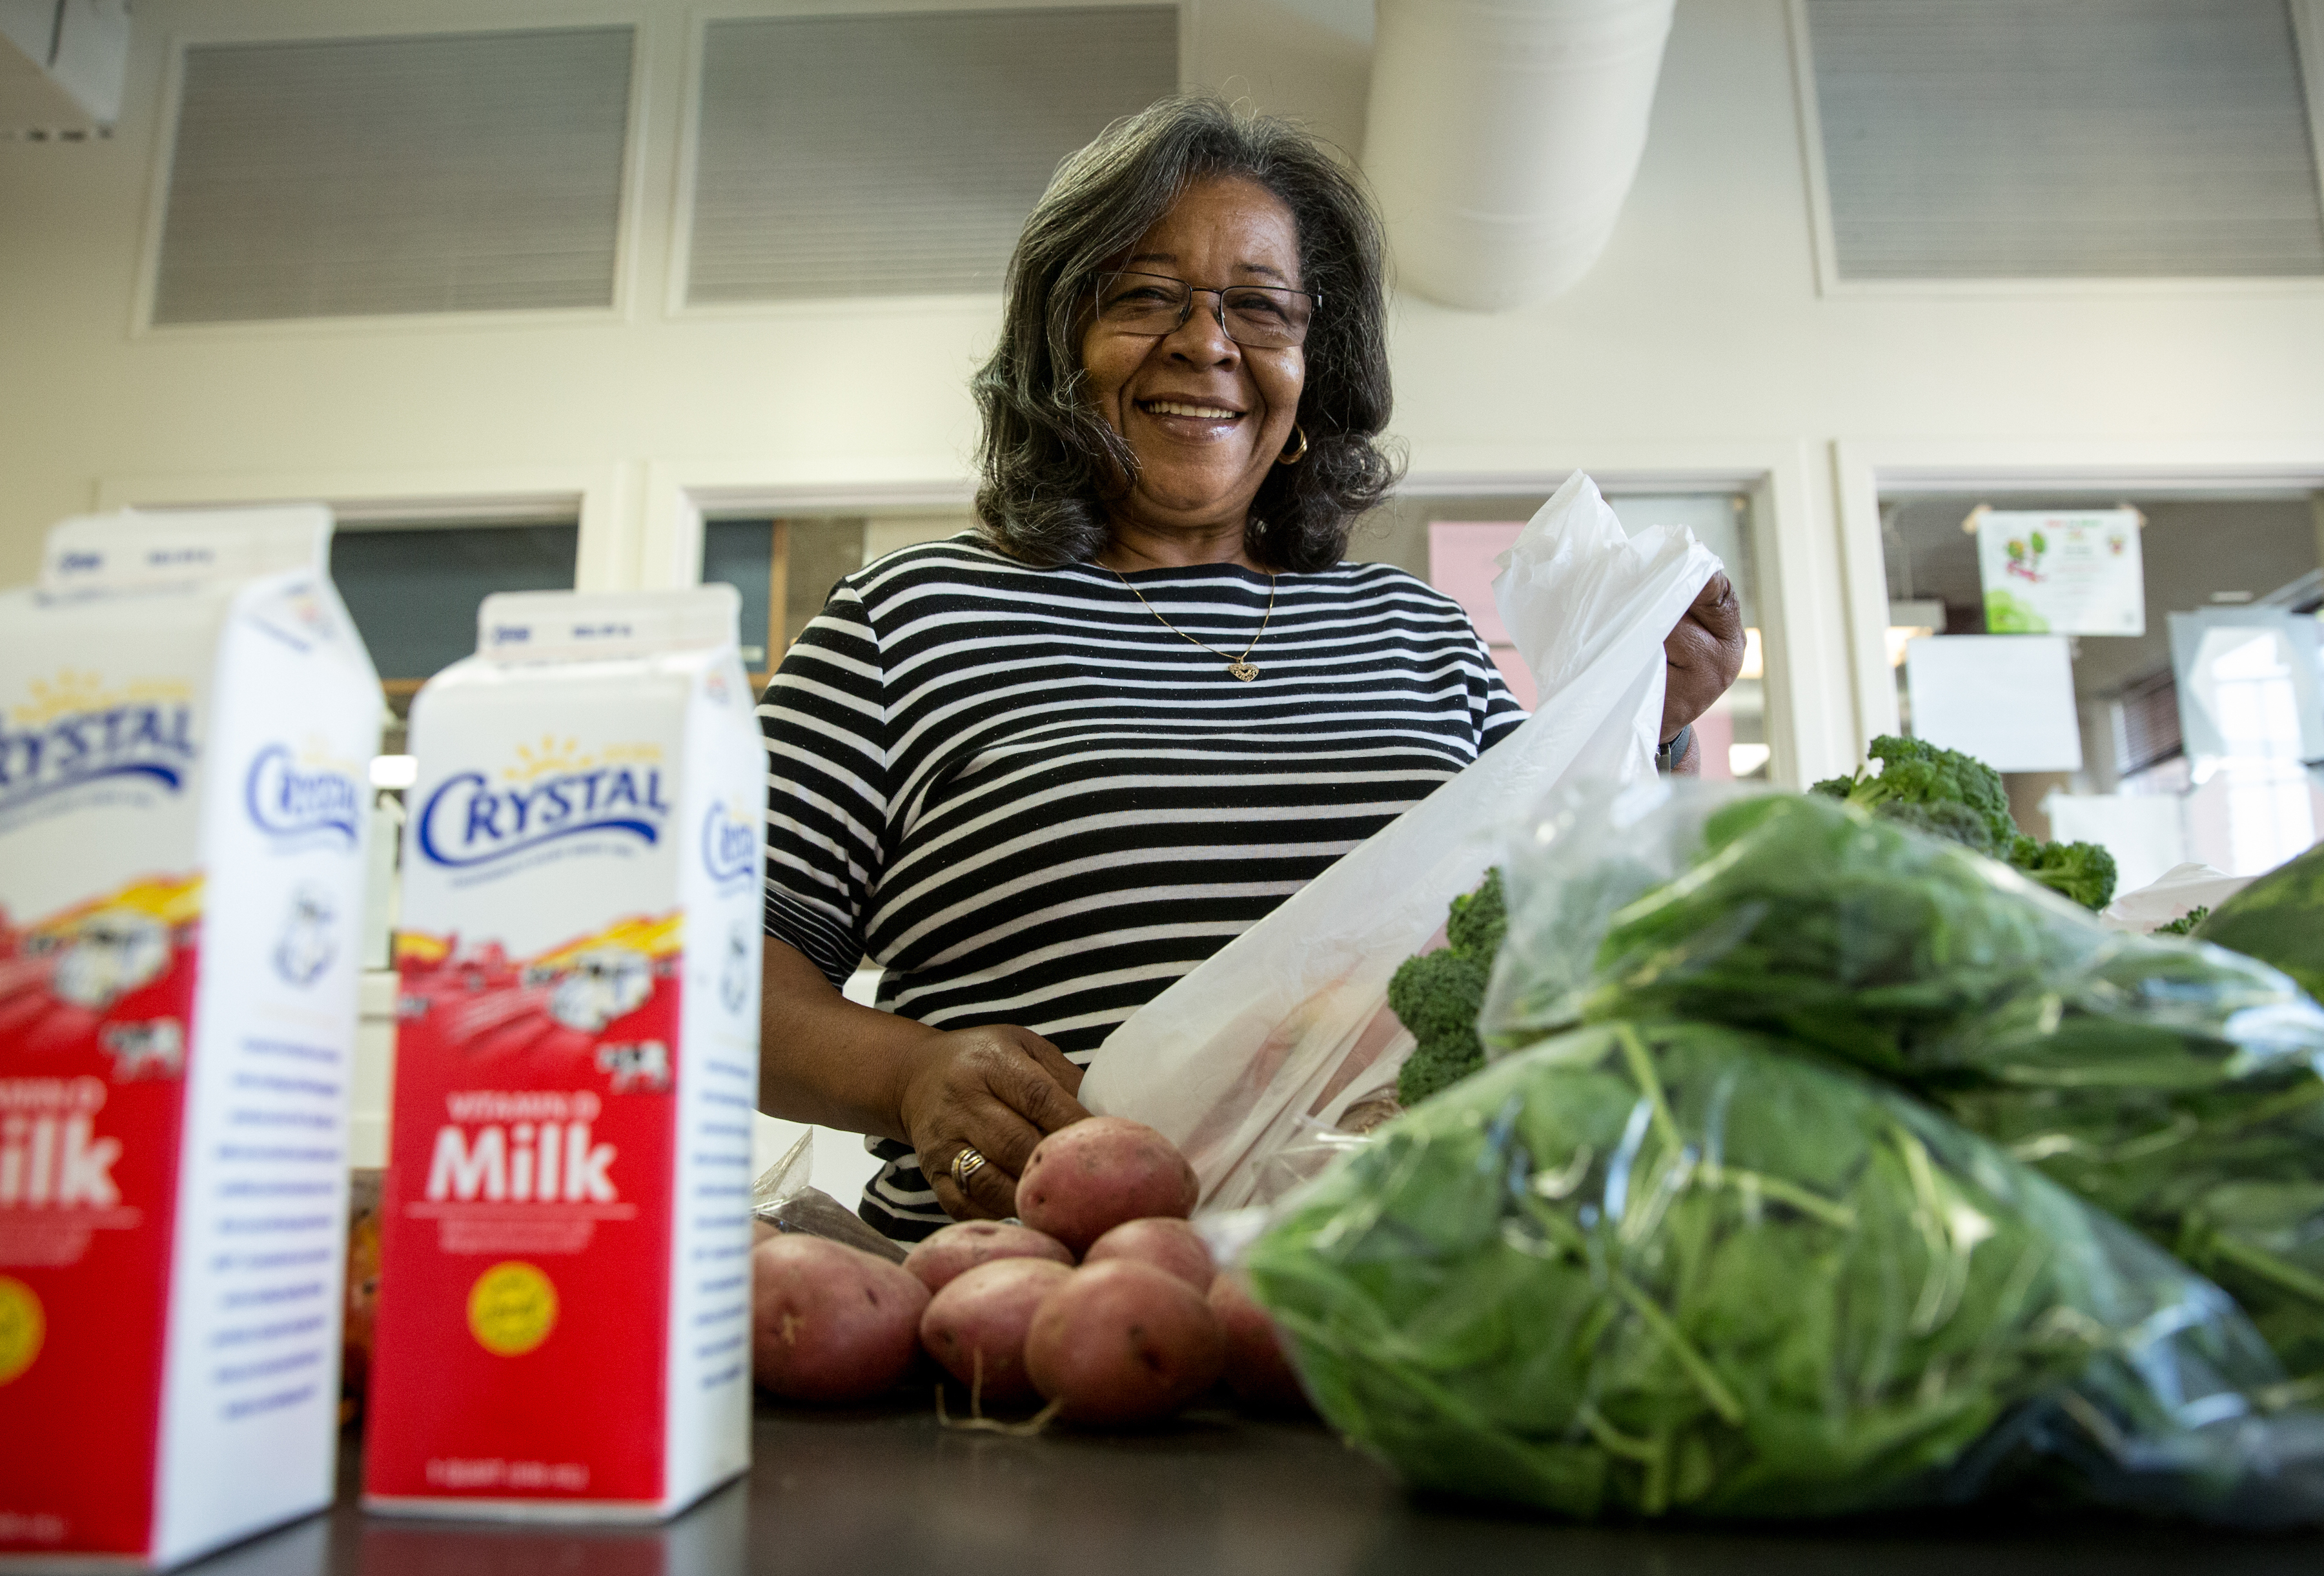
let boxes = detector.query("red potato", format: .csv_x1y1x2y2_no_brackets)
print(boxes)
1208,1271,1311,1415
1083,1217,1212,1291
1016,1117,1199,1254
918,1257,1073,1405
751,1234,930,1403
1024,1260,1225,1425
903,1220,1075,1293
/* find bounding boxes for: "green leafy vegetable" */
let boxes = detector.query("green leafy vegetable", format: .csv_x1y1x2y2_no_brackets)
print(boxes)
1868,797,2002,854
1246,1019,2286,1520
1387,869,1506,1105
1809,733,2117,908
2156,906,2211,938
1811,733,2014,855
2194,844,2324,1001
1505,792,2324,1384
2007,834,2119,912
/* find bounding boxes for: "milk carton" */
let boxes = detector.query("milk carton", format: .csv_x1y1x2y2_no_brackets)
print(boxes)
0,507,380,1566
364,587,761,1521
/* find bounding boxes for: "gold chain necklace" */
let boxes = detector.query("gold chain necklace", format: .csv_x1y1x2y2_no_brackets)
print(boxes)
1107,566,1278,681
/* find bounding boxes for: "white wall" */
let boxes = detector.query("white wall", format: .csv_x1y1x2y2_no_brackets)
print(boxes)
4,0,2323,782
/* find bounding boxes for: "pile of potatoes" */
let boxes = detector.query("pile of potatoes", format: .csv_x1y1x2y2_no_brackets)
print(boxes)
751,1117,1307,1424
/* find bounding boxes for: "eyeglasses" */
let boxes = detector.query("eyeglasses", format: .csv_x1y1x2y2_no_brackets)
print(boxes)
1090,269,1320,351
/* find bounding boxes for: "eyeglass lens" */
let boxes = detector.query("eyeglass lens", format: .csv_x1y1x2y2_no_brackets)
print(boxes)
1093,271,1315,349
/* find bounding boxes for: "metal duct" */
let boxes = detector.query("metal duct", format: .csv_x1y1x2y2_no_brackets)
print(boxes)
1363,0,1676,311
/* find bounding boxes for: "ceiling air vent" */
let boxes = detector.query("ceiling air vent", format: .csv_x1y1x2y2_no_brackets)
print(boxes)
1803,0,2324,279
688,6,1179,302
152,26,634,324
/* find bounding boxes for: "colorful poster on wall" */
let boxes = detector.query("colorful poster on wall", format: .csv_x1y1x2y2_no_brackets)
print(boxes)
1974,508,2145,636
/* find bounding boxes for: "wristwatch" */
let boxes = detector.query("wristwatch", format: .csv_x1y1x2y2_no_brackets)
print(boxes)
1655,723,1693,775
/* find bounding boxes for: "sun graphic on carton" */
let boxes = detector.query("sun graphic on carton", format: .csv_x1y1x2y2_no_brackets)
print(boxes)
291,732,361,779
12,670,192,727
500,735,661,783
504,735,589,783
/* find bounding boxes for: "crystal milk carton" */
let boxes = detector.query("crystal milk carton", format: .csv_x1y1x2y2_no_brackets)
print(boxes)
0,507,381,1566
364,587,761,1521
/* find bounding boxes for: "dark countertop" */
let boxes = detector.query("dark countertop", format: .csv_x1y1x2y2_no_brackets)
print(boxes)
183,1400,2321,1575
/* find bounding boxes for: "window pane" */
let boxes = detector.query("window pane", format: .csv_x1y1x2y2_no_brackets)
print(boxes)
1877,493,2324,883
1361,490,1765,780
702,519,775,669
331,522,578,682
781,520,868,650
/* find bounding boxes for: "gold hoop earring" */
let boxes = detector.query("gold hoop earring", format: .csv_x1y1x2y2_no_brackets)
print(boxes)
1277,425,1309,466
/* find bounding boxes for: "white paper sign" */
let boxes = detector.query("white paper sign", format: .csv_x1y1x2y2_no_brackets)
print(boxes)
1905,633,2083,773
1975,509,2145,636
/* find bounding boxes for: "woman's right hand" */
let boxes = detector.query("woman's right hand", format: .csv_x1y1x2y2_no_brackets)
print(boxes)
896,1025,1090,1222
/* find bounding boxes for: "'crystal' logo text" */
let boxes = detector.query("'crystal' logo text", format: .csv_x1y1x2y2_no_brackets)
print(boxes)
0,699,195,812
245,744,361,845
416,764,668,869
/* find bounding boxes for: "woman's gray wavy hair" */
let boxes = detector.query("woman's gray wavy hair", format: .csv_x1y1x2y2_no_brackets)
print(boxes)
972,95,1398,573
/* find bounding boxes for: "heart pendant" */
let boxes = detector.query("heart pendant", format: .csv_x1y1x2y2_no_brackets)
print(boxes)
1227,662,1259,682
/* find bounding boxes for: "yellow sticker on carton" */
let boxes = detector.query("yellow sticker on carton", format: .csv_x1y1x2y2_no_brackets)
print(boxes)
467,1262,557,1357
0,1277,44,1384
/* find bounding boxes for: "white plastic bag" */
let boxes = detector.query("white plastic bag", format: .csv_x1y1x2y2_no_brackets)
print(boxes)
1079,472,1722,1208
2101,861,2255,934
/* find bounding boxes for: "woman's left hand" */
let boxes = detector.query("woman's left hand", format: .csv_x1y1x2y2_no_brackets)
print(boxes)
1662,573,1745,743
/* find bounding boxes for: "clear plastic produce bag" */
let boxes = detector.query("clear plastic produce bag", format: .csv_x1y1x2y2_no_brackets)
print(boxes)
1482,783,2324,1388
1243,1019,2324,1524
1079,473,1721,1209
751,1127,908,1264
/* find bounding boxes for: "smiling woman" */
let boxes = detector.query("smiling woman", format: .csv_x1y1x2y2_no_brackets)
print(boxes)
752,96,1744,1242
975,100,1394,575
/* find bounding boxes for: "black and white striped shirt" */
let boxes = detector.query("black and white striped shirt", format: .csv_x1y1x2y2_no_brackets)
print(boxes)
757,535,1524,1239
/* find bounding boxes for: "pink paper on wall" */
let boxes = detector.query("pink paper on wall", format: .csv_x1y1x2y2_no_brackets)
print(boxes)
1429,521,1533,709
1427,521,1524,644
1691,706,1734,779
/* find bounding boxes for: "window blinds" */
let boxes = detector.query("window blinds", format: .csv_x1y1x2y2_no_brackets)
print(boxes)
154,27,633,323
1804,0,2324,278
688,7,1179,301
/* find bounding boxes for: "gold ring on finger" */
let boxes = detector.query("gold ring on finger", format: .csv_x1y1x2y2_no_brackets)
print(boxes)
952,1147,988,1189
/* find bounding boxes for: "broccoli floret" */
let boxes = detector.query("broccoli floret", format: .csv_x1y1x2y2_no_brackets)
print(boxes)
1816,735,2016,852
1816,737,2116,908
1871,798,2001,857
2008,835,2118,910
2154,905,2209,937
1445,865,1507,957
1389,870,1508,1107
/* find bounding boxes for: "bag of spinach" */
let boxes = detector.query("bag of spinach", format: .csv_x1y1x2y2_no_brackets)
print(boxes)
1481,784,2324,1389
1243,1019,2324,1522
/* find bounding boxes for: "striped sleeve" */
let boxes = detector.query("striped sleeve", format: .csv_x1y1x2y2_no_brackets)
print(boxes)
758,584,890,988
1473,633,1528,750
